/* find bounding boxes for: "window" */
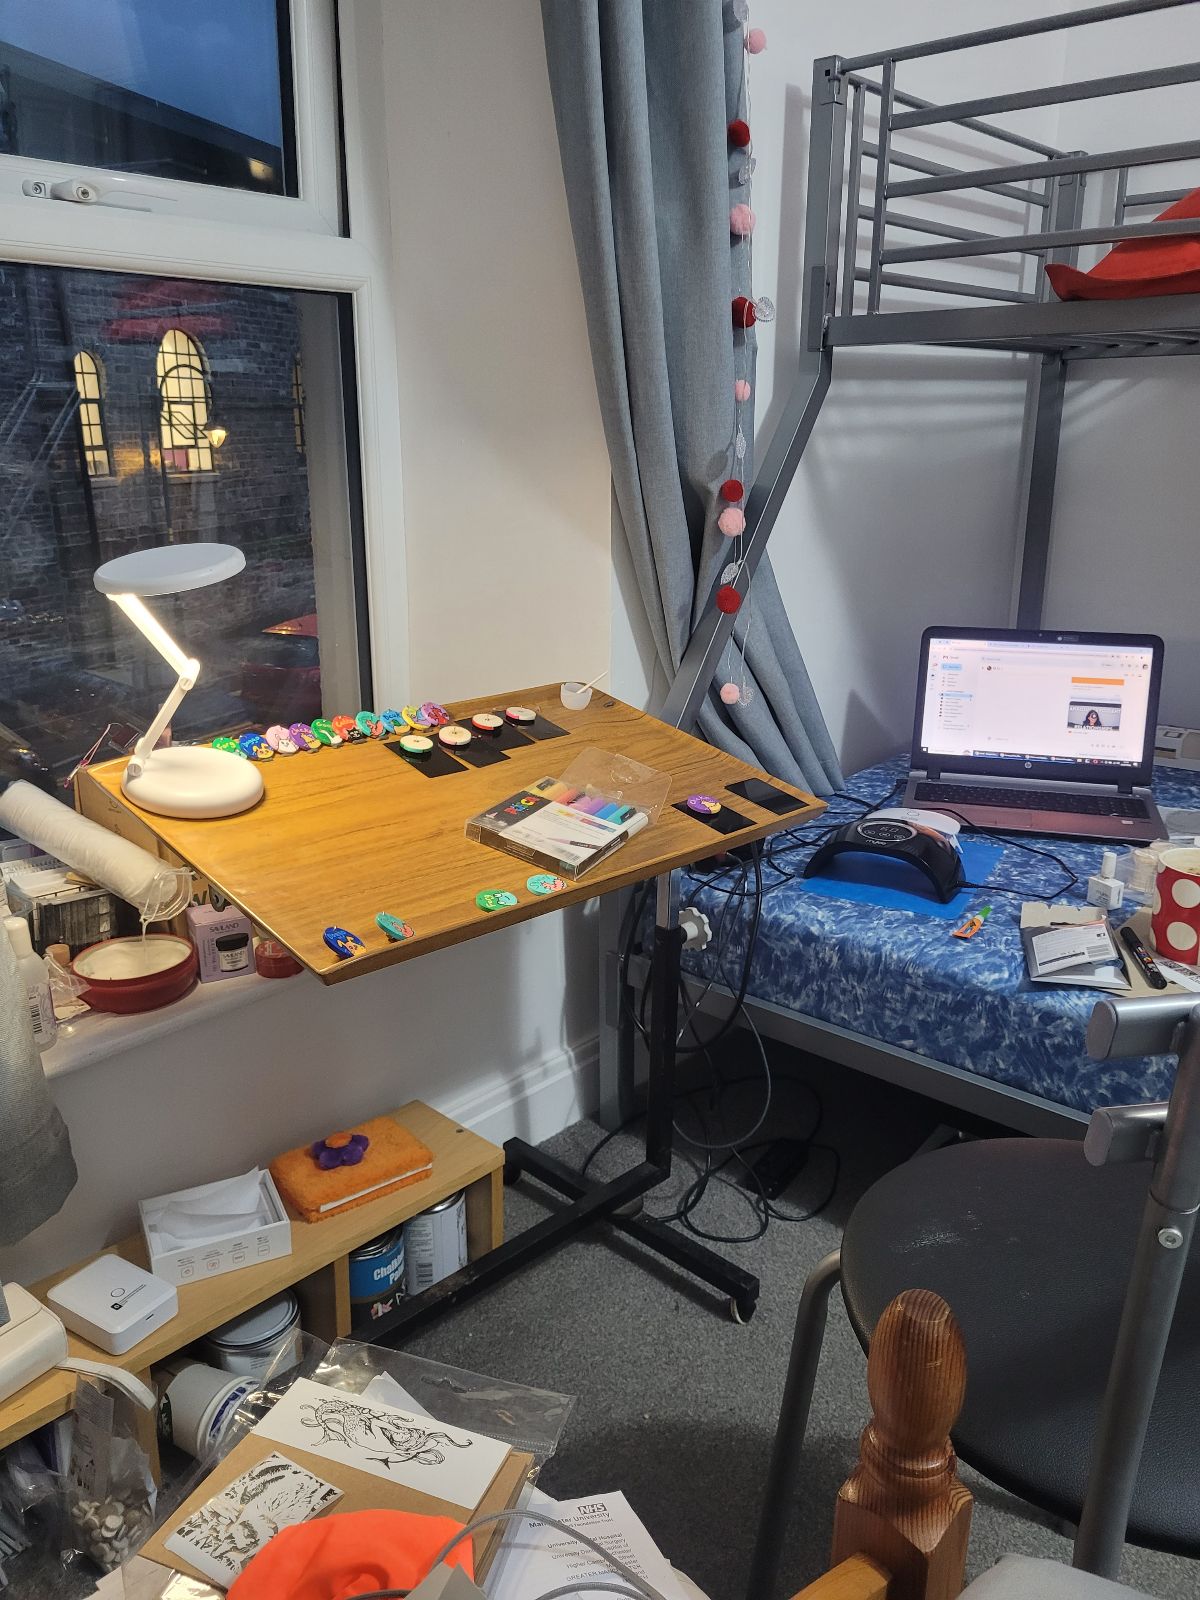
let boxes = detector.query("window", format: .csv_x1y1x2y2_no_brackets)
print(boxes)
72,351,111,478
156,328,214,474
291,354,306,453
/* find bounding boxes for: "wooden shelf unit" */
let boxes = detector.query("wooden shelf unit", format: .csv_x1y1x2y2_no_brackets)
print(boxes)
4,1103,503,1473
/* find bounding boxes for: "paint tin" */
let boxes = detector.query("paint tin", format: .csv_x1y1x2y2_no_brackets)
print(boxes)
156,1358,256,1459
348,1227,407,1323
404,1190,468,1295
202,1290,302,1380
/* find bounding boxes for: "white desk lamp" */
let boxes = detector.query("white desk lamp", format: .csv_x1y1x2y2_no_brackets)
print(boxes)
93,543,264,819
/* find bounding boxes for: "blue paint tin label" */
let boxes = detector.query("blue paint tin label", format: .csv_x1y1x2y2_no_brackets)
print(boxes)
348,1229,406,1302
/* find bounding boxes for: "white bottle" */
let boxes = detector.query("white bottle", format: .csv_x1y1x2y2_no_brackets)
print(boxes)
4,914,57,1051
1086,851,1125,912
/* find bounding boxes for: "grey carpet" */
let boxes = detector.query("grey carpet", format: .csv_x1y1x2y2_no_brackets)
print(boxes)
6,1048,1198,1598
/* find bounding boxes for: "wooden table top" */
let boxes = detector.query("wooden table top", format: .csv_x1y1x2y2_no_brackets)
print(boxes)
83,686,822,983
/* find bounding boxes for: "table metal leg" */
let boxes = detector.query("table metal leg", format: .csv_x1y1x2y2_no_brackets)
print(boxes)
369,870,762,1342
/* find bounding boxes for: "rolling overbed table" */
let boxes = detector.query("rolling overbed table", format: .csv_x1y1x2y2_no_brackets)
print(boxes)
79,686,822,1327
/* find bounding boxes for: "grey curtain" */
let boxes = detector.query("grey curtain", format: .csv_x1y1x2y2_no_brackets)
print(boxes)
541,0,843,795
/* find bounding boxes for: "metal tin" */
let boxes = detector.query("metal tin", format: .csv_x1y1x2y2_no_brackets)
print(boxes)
404,1190,467,1296
348,1228,407,1322
202,1290,301,1380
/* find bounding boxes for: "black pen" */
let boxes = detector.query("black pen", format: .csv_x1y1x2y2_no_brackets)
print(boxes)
1119,924,1168,990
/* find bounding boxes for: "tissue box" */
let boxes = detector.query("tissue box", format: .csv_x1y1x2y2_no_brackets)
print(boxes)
186,903,254,982
139,1169,292,1287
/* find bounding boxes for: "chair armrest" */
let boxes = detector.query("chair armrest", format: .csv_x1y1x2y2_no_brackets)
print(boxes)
791,1554,891,1600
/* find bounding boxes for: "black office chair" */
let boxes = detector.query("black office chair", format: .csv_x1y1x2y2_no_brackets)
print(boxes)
748,994,1200,1599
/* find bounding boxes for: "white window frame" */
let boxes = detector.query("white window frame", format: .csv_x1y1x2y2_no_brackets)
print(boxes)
0,0,408,711
0,0,342,235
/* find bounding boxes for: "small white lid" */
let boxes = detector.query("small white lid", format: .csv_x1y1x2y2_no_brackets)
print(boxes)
1100,850,1118,878
4,914,33,960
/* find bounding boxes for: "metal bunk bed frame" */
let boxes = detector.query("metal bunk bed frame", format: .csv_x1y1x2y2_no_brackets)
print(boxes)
598,0,1200,1153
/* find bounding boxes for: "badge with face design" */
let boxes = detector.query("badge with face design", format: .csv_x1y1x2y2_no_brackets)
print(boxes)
311,718,342,747
212,736,244,757
238,732,274,761
289,722,322,751
264,724,299,754
376,912,415,942
476,889,518,912
323,926,364,959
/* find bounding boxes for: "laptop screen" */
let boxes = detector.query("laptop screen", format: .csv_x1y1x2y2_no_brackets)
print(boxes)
918,633,1157,772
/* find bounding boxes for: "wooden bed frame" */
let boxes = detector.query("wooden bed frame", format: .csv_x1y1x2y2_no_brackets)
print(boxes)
788,1288,973,1600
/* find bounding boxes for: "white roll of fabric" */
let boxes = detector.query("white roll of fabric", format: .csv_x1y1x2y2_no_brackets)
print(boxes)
0,782,189,921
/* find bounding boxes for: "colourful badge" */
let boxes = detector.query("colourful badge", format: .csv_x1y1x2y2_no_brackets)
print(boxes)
289,722,321,752
379,709,407,734
401,704,434,731
376,912,415,942
506,706,537,725
686,794,721,815
238,732,274,761
332,714,365,743
420,702,451,726
471,712,504,734
476,889,518,912
264,724,299,754
438,724,472,748
356,711,385,739
311,717,342,747
399,734,433,758
527,873,566,896
211,736,245,758
323,926,364,960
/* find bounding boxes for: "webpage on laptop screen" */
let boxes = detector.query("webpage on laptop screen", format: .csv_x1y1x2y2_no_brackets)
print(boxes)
920,637,1153,770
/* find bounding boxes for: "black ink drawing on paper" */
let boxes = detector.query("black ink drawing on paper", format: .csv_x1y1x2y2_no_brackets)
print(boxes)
166,1451,341,1584
298,1393,473,1472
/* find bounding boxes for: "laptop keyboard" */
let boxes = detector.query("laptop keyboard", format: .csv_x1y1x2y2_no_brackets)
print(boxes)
914,782,1150,820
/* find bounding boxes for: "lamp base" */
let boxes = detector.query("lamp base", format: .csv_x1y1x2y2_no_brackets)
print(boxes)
121,745,264,819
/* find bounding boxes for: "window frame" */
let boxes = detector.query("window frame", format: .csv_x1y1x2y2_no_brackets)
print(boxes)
0,1,408,716
72,349,113,479
156,328,216,476
0,0,342,236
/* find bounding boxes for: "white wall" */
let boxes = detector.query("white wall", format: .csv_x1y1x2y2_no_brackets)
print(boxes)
1042,6,1200,726
0,0,612,1283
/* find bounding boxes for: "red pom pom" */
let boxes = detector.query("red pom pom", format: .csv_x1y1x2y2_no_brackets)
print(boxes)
732,295,757,328
719,478,744,503
716,585,742,615
728,118,751,148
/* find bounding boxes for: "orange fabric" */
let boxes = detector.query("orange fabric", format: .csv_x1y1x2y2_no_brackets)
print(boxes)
1045,186,1200,301
228,1508,473,1600
270,1116,434,1222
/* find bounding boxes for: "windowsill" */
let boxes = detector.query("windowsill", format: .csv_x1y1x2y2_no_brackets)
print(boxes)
41,969,311,1083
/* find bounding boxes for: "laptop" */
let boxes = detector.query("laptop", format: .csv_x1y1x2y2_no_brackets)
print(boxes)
903,627,1167,843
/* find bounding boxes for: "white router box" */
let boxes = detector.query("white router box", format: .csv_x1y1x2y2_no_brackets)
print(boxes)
47,1255,178,1356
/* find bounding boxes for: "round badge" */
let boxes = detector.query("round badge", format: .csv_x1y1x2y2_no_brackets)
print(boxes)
289,722,322,751
399,734,433,758
476,889,519,912
439,725,472,748
356,711,385,739
401,704,434,731
311,718,342,747
323,926,364,960
211,736,245,758
527,873,566,896
686,793,721,815
420,702,451,726
237,732,273,761
379,709,407,734
505,706,537,725
472,712,504,734
332,714,364,743
376,912,414,942
264,724,299,754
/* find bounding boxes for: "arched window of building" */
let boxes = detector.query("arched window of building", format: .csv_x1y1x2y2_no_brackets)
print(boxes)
72,351,111,477
156,328,214,473
291,354,306,453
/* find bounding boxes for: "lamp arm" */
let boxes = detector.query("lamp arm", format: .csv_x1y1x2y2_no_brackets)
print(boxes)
110,594,200,777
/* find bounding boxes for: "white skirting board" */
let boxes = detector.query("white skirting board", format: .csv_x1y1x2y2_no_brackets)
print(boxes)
433,1036,601,1150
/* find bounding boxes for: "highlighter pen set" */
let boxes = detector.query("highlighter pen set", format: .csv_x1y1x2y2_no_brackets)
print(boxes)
530,776,643,827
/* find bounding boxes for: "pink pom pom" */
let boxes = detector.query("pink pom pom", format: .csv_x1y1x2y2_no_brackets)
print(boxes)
720,682,741,706
746,27,767,53
718,507,746,537
729,203,756,237
734,379,752,402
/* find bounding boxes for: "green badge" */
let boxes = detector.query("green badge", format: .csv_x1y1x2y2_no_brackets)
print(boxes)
527,874,566,896
476,889,519,912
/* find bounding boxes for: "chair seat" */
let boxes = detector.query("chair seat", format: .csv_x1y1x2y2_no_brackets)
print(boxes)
841,1139,1200,1557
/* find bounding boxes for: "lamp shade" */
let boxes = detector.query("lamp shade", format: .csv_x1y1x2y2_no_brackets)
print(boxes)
94,542,244,598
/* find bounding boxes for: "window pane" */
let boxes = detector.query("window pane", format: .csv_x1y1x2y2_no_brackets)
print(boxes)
0,1,293,196
0,265,366,783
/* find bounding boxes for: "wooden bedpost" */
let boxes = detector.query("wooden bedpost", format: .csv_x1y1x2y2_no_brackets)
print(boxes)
828,1289,972,1600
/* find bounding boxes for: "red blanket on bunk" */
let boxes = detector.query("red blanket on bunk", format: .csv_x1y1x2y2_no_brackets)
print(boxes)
1045,186,1200,301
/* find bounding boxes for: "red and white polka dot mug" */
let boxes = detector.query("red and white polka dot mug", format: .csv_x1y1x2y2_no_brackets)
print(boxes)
1151,847,1200,967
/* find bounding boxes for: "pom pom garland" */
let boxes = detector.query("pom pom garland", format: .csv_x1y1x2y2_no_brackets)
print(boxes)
732,295,757,328
719,478,744,503
716,585,743,615
734,378,752,402
730,203,756,237
720,682,741,705
727,118,752,149
746,27,767,53
718,506,746,537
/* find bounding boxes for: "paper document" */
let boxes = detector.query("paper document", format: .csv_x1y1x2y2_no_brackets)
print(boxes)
484,1490,692,1600
1022,919,1129,991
